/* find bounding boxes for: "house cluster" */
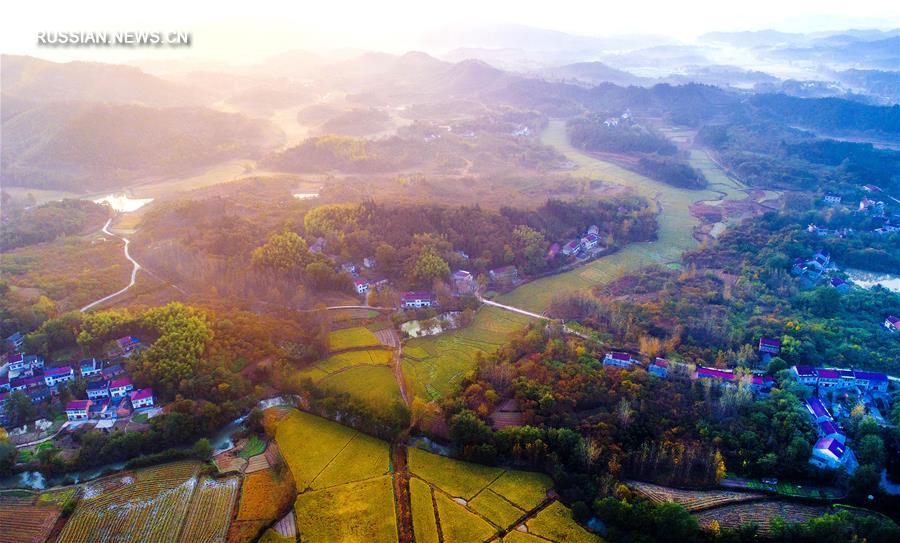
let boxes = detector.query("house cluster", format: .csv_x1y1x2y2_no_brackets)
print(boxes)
559,225,602,259
790,365,889,393
338,257,389,298
804,396,858,472
816,190,898,235
603,352,775,392
65,376,155,423
0,354,59,411
790,249,832,281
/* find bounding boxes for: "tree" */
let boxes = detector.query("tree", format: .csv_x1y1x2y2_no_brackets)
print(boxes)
856,434,886,467
4,391,35,427
252,231,309,274
512,225,547,274
411,249,449,286
0,439,17,477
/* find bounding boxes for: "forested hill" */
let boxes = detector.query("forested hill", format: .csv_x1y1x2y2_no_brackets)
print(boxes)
2,102,283,192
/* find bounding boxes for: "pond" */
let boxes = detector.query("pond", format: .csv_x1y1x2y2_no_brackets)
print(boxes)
92,193,154,212
400,312,461,338
844,268,900,292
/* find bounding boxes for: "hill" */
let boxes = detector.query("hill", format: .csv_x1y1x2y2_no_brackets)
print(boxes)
2,102,283,192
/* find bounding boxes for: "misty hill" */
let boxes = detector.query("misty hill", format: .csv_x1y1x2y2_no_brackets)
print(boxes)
1,55,202,106
543,62,649,86
2,102,283,191
318,108,393,136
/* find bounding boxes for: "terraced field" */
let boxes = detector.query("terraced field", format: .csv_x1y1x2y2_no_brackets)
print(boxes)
628,480,765,512
0,501,62,543
402,306,535,400
693,501,829,535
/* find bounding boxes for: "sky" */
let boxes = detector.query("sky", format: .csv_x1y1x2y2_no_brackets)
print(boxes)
2,0,898,64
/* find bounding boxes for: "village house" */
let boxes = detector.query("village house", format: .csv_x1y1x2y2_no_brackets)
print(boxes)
102,364,125,380
363,257,376,269
884,315,899,332
791,365,890,392
109,378,134,398
805,397,833,423
859,198,885,217
489,266,519,284
822,194,842,205
114,336,141,357
758,337,781,359
818,420,846,444
8,354,44,376
830,277,850,293
354,279,369,295
401,291,435,309
810,437,856,472
587,225,600,236
43,366,74,387
4,332,24,352
92,395,132,420
80,358,103,378
65,400,91,421
28,388,50,404
86,380,110,400
580,233,600,251
562,239,581,256
452,270,477,295
129,388,155,409
603,352,637,368
649,358,669,378
791,365,818,386
10,376,44,392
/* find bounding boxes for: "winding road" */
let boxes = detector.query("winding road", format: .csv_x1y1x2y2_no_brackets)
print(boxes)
80,219,142,312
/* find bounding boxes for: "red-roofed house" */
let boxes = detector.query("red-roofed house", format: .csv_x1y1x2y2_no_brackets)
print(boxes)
885,315,900,332
129,388,155,409
401,291,435,309
66,400,92,421
43,366,74,387
353,279,369,295
810,437,857,472
109,378,133,398
603,352,637,368
758,337,781,355
649,358,668,378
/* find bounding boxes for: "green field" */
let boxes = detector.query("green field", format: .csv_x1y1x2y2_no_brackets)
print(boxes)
294,475,399,543
402,306,535,400
496,120,749,314
328,326,382,351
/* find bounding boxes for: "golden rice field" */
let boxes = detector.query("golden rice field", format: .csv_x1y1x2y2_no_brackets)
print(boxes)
327,326,382,351
293,475,398,543
526,501,602,543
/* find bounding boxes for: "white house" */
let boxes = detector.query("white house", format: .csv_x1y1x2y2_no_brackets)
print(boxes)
354,279,369,295
129,388,155,409
822,194,842,205
562,239,581,256
86,380,110,400
603,352,636,368
80,358,103,378
401,291,435,309
810,438,856,472
885,315,899,332
109,378,134,398
43,366,74,387
581,233,600,250
65,400,92,422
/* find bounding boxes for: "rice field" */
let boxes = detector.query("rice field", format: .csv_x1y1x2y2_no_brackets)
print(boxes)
408,448,504,501
526,501,602,543
236,468,295,521
310,432,391,489
402,306,535,400
469,489,525,527
274,410,361,489
434,491,497,542
319,365,403,411
411,477,440,543
293,475,398,543
488,470,554,511
327,326,382,351
58,461,239,543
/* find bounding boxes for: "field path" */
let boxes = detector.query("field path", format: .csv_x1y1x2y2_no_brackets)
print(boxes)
80,219,141,312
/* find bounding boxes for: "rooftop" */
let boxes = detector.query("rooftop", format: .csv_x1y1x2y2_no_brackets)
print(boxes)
66,400,90,411
806,398,831,420
110,378,132,389
130,388,154,401
44,366,73,377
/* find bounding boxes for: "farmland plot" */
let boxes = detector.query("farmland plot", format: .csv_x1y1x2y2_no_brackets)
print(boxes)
293,475,398,543
327,326,381,351
693,501,828,535
178,476,240,543
628,480,765,512
526,501,602,543
0,503,62,543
